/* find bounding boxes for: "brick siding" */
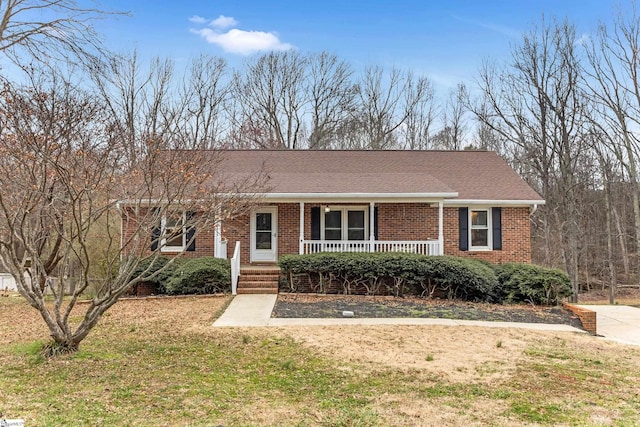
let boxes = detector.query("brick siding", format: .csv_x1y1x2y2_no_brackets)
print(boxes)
124,203,532,265
563,303,597,334
444,207,532,264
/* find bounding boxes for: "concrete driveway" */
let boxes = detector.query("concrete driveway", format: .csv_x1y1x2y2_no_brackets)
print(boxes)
579,305,640,347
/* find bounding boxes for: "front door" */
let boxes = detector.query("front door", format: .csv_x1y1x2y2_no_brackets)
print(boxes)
250,207,278,262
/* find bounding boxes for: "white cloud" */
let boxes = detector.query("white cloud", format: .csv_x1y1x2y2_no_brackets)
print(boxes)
189,15,207,24
191,28,293,55
210,15,238,29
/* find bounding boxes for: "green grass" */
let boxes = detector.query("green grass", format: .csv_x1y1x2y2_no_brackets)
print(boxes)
2,297,640,426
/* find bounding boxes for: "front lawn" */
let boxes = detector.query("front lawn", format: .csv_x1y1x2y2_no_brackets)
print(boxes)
1,296,639,426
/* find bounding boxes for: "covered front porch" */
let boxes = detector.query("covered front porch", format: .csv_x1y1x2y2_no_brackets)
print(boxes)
222,198,453,266
297,201,444,256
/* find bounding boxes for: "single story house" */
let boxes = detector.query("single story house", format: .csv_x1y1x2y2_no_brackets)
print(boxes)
120,150,544,293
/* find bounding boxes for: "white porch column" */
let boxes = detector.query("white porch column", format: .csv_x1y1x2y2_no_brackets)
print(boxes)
369,201,375,252
438,201,444,255
299,202,305,254
214,207,223,258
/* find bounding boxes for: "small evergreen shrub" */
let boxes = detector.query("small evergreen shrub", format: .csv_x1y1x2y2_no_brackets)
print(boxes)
494,263,571,305
417,256,500,302
164,257,231,295
279,252,498,299
129,256,174,294
279,253,570,305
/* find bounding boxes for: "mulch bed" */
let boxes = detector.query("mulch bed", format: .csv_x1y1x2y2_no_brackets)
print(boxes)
272,294,584,329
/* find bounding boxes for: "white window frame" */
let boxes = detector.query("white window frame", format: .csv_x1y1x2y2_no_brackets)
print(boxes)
161,211,187,252
321,206,369,241
469,208,492,251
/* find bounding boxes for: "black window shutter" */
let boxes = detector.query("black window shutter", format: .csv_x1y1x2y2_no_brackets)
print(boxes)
311,207,320,240
459,207,469,251
492,207,502,250
151,208,161,251
374,206,379,240
186,211,196,252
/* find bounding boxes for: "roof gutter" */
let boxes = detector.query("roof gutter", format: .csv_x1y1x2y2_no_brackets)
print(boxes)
443,199,546,206
259,192,459,202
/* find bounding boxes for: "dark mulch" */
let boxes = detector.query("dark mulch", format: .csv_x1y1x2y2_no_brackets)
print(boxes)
272,294,584,329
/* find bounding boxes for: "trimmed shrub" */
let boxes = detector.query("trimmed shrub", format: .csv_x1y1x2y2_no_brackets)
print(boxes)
494,263,571,305
415,256,499,302
164,257,231,295
279,252,498,300
129,256,174,294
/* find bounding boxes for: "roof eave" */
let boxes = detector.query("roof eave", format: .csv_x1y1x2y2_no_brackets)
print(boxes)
444,199,546,206
259,192,459,203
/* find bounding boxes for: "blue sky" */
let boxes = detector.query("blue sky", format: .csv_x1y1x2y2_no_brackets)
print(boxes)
98,0,616,91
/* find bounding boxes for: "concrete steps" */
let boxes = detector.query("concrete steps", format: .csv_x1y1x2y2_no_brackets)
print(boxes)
237,266,280,294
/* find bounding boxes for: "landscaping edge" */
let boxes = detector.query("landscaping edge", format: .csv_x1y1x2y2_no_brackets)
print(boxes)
563,302,597,334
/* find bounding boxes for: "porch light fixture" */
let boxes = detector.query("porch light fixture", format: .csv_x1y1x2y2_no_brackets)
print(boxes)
324,206,330,213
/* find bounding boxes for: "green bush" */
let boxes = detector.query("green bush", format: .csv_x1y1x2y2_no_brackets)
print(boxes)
418,256,500,302
279,252,498,299
129,256,174,293
164,257,231,295
279,253,572,305
494,263,571,305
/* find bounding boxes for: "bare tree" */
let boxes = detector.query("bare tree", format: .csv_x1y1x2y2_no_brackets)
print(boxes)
350,66,430,149
92,52,230,166
231,51,308,149
307,52,356,149
176,55,229,149
399,77,437,150
0,0,122,65
0,66,264,355
584,8,640,287
474,19,592,301
433,83,469,150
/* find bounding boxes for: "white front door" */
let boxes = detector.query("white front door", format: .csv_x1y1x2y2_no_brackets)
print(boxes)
250,207,278,262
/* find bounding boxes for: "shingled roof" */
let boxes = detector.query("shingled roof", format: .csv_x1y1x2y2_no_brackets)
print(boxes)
217,150,543,204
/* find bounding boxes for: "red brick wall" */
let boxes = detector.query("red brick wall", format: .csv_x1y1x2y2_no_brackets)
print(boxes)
443,207,531,263
121,207,215,259
125,203,532,265
223,203,301,264
377,203,439,240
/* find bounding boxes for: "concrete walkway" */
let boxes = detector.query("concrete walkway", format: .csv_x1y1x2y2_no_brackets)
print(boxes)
213,295,583,332
578,305,640,347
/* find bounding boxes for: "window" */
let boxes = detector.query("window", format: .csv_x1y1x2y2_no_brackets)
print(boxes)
347,211,365,240
470,209,490,249
322,207,368,241
324,211,342,240
255,212,273,249
162,212,186,251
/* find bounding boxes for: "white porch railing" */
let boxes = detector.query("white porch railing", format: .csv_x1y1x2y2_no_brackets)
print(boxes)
302,240,440,256
230,241,241,295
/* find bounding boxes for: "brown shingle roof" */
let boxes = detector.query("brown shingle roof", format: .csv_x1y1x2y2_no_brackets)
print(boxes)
217,150,543,203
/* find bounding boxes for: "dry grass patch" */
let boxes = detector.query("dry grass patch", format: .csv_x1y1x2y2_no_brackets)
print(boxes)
2,296,640,426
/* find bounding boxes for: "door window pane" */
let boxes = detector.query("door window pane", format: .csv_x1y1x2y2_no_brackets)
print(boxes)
256,213,272,231
255,212,273,249
255,231,272,249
